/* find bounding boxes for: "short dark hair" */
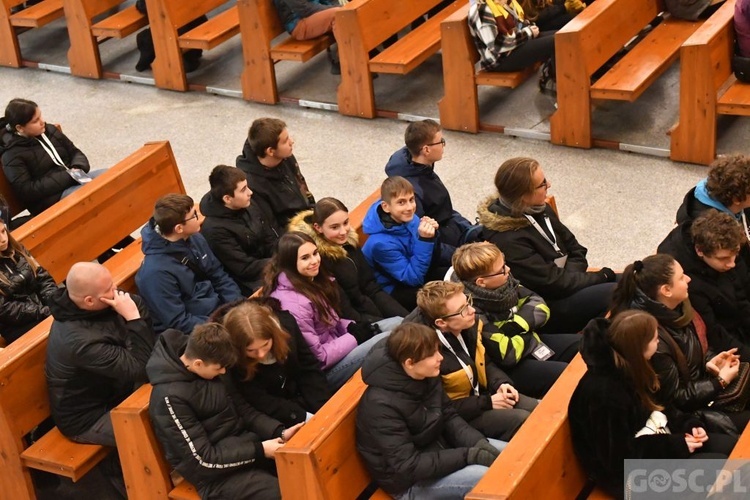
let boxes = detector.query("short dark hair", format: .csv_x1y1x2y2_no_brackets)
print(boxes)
248,117,286,158
404,119,441,157
691,209,745,256
380,176,414,204
209,165,247,200
3,98,38,132
706,155,750,207
387,323,439,364
184,323,238,367
153,193,194,236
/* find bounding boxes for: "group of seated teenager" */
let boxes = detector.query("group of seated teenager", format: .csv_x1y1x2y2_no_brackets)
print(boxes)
569,155,750,497
8,93,750,499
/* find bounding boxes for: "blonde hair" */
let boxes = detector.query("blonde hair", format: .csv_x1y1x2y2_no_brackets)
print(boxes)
417,281,465,324
452,242,503,281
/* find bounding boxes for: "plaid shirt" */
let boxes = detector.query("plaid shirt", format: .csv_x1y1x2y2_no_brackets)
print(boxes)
468,2,534,71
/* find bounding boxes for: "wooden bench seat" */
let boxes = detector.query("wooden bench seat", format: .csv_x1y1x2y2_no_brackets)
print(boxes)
550,0,704,149
368,0,466,75
335,0,467,118
178,5,239,50
438,4,538,133
9,0,62,27
146,0,239,91
669,0,750,164
90,4,147,38
20,427,110,481
467,355,611,499
0,0,64,67
238,0,333,104
64,0,148,79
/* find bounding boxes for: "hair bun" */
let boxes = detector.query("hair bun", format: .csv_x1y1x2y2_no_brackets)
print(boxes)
633,260,644,273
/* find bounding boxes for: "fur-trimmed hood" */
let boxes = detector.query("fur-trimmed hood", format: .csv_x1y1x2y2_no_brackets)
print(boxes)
287,209,359,261
476,195,530,232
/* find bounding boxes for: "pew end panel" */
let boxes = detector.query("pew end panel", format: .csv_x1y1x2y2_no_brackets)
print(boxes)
350,188,380,245
0,0,64,67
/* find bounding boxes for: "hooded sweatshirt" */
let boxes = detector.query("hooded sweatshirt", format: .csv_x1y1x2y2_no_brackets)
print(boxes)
147,329,283,489
45,288,154,437
136,219,242,333
235,139,314,229
199,191,280,296
361,200,436,293
356,339,486,495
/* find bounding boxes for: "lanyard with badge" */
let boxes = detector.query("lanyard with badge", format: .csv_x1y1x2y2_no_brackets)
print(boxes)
36,133,92,185
436,329,479,396
524,214,567,268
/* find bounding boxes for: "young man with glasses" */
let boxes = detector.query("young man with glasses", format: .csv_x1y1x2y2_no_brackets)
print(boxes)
136,194,243,333
385,119,476,266
404,280,538,441
451,242,580,397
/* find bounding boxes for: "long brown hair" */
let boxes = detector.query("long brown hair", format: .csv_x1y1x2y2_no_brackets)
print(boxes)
493,157,540,217
608,310,662,412
0,222,41,290
222,301,292,380
262,231,341,324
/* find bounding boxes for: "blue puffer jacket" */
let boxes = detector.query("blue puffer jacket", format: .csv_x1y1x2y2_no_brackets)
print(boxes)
136,220,243,333
361,201,435,293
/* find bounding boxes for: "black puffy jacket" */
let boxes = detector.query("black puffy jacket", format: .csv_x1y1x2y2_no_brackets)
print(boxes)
569,319,693,498
147,329,284,490
45,289,154,437
477,197,607,300
356,339,487,495
235,139,314,229
658,221,750,360
199,191,281,295
226,299,332,427
0,124,90,215
0,251,58,343
628,292,722,412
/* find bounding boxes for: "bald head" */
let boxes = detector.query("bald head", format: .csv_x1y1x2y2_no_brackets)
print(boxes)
67,262,114,310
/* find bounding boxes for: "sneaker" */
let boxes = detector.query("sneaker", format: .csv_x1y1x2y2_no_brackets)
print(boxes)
538,60,556,94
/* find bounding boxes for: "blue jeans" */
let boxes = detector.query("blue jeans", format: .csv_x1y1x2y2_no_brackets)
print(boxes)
396,439,506,499
61,168,107,198
326,331,390,390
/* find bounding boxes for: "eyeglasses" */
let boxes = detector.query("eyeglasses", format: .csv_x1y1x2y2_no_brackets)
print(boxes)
183,211,199,224
440,295,473,320
481,264,508,279
426,138,446,147
536,178,549,190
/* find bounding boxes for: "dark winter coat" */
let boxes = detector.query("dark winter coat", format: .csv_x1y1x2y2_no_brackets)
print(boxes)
231,303,332,427
361,201,436,293
569,319,694,498
385,146,472,254
199,191,281,296
665,0,713,20
0,124,90,215
45,288,154,438
628,292,722,411
658,221,750,360
0,252,57,343
477,196,607,299
147,329,283,490
136,220,243,333
356,339,487,495
235,140,314,229
404,309,513,422
288,210,408,322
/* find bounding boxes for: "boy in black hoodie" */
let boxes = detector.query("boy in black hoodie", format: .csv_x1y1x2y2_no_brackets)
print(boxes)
147,323,303,500
236,117,315,229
